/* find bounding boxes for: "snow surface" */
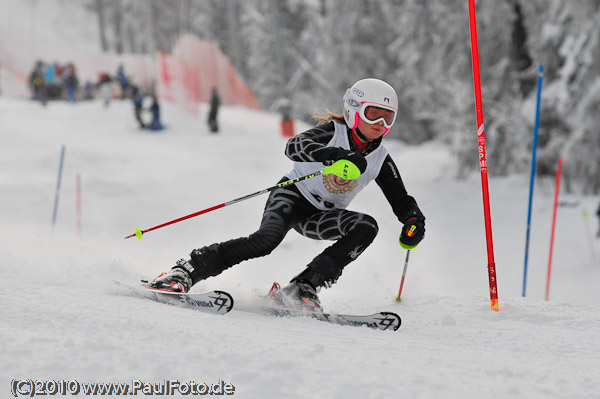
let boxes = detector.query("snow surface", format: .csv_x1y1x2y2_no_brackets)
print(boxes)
1,98,600,398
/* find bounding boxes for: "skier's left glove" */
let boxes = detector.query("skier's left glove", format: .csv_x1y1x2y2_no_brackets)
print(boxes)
312,147,367,174
399,210,426,250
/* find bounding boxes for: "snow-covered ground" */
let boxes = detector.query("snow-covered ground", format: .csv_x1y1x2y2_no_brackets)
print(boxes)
1,98,600,398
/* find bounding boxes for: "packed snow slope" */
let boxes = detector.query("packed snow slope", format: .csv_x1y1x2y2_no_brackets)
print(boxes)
1,98,599,398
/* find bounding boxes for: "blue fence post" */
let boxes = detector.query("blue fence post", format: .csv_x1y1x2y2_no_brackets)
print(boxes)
522,65,544,297
52,145,66,227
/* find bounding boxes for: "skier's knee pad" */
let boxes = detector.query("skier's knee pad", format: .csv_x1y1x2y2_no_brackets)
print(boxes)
349,214,379,246
356,214,378,238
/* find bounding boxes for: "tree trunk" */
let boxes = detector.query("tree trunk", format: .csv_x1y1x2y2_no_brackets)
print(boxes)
95,0,109,52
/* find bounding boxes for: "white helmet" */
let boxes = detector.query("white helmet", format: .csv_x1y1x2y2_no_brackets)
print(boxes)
342,78,398,134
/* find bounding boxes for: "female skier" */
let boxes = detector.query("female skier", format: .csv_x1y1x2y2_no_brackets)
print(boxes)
149,78,426,311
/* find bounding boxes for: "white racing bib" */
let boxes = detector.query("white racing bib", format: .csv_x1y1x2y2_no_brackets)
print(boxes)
286,121,388,210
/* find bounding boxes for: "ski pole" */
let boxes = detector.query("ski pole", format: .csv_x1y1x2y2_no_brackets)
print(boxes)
395,250,411,303
125,160,360,239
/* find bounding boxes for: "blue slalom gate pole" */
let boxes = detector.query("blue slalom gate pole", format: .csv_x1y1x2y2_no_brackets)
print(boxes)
522,65,544,297
52,145,66,227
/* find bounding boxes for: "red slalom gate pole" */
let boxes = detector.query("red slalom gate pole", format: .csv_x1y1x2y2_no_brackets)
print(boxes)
545,158,563,301
468,0,500,311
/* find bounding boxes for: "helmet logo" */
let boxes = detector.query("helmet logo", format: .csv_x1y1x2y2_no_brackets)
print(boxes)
352,88,364,97
347,98,361,108
384,97,390,104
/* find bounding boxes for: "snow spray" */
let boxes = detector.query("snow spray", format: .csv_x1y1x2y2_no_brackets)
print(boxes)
545,158,563,301
468,0,500,311
51,145,66,227
523,65,544,297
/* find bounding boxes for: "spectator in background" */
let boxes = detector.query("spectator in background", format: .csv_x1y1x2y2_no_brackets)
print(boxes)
82,81,94,100
63,64,79,103
148,95,164,131
55,63,64,80
43,62,63,99
29,60,46,105
116,65,130,99
208,87,220,133
131,85,145,129
596,201,600,238
97,73,113,107
43,62,55,85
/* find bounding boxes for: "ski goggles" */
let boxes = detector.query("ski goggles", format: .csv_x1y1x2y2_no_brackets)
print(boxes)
344,89,397,129
360,105,397,128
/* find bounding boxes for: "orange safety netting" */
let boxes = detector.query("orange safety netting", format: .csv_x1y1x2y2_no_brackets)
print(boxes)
1,33,259,113
158,35,259,114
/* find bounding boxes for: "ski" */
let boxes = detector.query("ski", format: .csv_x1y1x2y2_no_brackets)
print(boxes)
263,306,401,331
112,279,233,315
252,282,401,331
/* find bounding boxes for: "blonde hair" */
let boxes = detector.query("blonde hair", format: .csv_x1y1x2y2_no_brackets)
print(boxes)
312,109,345,125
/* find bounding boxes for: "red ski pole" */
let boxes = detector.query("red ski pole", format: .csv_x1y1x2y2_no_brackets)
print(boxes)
545,157,563,301
395,250,411,303
125,161,359,239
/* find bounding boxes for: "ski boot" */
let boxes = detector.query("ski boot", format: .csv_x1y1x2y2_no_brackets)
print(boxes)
147,259,193,293
267,280,323,313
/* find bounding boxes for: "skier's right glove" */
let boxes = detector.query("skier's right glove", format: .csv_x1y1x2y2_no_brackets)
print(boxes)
312,147,367,175
399,210,426,250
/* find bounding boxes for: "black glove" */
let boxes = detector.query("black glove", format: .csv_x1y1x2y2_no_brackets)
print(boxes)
312,147,367,174
399,210,425,250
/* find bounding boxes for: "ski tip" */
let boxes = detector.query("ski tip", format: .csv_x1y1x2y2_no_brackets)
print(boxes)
379,312,402,331
213,290,235,313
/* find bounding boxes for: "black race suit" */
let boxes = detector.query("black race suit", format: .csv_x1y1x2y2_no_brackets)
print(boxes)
186,121,424,289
